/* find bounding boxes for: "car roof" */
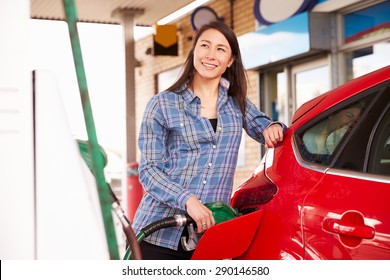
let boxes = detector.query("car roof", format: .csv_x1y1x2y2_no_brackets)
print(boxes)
292,65,390,125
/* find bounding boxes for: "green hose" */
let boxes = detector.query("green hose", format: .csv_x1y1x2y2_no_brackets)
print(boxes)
123,231,145,260
62,0,119,259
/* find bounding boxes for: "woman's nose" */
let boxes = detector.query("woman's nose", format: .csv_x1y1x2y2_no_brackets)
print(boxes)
205,48,216,59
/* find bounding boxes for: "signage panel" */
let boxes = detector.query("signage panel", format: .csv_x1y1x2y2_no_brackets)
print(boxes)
254,0,318,25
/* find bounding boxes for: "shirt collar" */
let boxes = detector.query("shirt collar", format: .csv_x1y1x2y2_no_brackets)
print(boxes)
219,77,230,90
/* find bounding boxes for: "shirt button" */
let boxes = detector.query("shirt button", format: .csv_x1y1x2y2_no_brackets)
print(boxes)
218,126,222,131
180,123,184,127
208,163,212,167
203,180,207,184
212,145,216,149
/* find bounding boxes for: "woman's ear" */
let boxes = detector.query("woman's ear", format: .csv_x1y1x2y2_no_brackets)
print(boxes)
228,56,235,68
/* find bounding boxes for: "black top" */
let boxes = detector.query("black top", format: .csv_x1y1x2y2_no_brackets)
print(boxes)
209,118,217,132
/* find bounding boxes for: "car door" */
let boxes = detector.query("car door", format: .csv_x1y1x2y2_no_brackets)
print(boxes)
301,85,390,259
302,172,390,259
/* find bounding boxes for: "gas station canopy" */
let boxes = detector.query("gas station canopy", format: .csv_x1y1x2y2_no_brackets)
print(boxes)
31,0,196,25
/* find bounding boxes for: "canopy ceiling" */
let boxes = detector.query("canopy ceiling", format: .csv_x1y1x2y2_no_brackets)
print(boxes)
31,0,198,25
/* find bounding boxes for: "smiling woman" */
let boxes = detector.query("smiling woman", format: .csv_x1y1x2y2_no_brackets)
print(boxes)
131,21,287,260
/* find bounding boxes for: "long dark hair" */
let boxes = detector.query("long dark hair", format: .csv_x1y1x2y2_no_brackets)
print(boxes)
167,21,248,116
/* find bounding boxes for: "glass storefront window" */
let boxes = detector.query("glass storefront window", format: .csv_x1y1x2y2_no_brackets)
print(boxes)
276,72,289,125
157,66,181,93
343,1,390,43
345,41,390,80
294,65,330,110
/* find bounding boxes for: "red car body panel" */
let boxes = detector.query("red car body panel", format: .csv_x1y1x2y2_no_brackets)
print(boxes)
191,210,263,260
303,172,390,259
192,65,390,260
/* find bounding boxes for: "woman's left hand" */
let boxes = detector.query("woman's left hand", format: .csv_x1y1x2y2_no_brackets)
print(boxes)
263,123,284,148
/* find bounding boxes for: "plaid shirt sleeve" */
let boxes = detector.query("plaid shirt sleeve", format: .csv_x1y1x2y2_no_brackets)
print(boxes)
244,98,288,142
137,95,193,211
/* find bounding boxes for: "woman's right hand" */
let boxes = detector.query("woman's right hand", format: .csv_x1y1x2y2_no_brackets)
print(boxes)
263,123,284,148
185,196,215,233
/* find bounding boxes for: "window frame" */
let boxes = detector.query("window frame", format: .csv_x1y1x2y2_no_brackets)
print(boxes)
365,96,390,175
293,80,390,174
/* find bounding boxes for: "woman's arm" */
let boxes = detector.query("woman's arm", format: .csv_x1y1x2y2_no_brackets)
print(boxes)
138,96,192,210
243,98,288,147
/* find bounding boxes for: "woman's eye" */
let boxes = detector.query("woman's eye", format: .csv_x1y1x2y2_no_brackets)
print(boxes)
345,112,355,121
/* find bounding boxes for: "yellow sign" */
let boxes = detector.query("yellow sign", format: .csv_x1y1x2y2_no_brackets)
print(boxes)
154,24,177,48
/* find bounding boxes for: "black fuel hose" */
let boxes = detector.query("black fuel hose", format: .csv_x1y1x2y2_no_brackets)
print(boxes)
123,214,194,260
141,214,194,237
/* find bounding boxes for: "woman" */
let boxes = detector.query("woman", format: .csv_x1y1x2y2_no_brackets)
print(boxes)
132,21,287,259
303,102,364,155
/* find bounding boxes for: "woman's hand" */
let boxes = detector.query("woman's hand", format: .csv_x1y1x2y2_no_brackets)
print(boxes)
263,123,284,148
185,196,215,233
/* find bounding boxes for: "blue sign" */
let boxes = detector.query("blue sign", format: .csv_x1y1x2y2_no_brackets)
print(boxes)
239,12,310,69
344,0,390,43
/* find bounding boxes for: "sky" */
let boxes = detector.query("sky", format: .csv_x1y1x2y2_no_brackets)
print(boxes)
28,19,127,155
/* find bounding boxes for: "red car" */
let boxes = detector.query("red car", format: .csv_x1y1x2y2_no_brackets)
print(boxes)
191,65,390,260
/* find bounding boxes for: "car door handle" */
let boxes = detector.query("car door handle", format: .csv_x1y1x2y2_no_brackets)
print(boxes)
323,218,375,239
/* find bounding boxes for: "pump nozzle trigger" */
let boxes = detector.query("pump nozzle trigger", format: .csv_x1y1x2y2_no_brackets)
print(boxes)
181,224,200,251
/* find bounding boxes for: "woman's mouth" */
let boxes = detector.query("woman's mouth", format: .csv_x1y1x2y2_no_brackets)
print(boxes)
202,62,217,69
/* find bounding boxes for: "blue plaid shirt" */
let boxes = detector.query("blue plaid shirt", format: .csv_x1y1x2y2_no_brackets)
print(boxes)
132,78,286,250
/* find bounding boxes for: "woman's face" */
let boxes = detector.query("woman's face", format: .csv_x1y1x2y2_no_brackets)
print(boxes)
193,28,234,81
330,107,361,131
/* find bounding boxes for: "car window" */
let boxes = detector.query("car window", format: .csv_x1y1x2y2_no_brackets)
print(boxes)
367,107,390,176
296,99,368,166
333,85,390,173
295,81,390,170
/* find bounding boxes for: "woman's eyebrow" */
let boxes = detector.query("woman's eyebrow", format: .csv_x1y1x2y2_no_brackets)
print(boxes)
199,39,228,48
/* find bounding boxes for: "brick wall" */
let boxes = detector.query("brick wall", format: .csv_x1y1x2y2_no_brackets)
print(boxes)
134,0,263,189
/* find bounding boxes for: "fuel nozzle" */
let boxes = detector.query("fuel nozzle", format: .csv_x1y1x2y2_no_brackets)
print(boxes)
174,214,194,227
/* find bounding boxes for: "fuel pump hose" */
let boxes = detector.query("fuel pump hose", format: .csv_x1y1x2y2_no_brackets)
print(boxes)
123,214,194,260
